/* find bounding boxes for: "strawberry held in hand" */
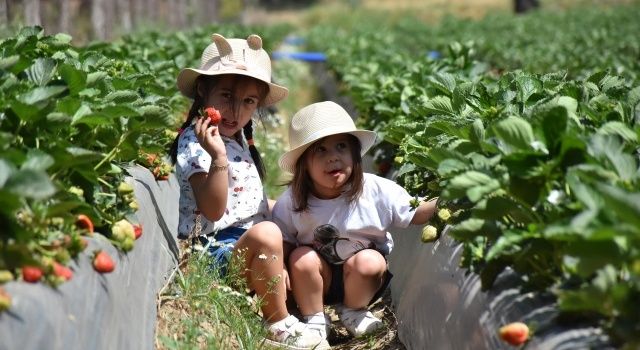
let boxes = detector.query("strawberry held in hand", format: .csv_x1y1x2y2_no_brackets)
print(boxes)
205,107,221,125
499,322,529,346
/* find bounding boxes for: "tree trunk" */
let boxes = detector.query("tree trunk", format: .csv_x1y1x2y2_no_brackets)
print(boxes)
58,0,71,34
0,0,8,25
91,0,106,40
117,0,132,32
168,0,187,29
24,0,41,26
514,0,540,14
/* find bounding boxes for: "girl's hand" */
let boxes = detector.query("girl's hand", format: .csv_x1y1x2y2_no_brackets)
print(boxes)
194,115,227,161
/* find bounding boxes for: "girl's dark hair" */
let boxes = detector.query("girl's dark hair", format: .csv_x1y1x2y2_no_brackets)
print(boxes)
168,75,269,180
289,134,364,212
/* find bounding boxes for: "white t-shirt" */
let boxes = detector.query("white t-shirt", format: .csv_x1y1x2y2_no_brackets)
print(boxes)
272,173,416,256
175,125,269,238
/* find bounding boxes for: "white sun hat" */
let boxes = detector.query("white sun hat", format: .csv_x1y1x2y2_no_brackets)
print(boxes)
279,101,377,174
176,33,288,106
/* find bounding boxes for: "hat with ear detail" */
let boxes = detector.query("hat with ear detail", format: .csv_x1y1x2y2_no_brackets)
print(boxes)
177,33,288,106
279,101,377,174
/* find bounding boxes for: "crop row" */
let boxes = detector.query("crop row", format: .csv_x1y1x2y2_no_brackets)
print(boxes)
306,4,640,347
0,24,288,307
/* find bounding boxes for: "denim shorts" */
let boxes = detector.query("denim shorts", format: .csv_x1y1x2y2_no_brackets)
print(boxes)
197,226,246,276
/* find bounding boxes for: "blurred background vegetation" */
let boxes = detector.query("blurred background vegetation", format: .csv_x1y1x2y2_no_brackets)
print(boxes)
1,0,635,44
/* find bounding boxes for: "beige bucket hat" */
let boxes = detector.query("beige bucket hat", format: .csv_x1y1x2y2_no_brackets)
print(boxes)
176,33,288,106
279,101,377,174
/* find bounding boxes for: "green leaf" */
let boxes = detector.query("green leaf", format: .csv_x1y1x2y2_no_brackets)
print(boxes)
449,218,486,240
25,58,56,86
4,169,56,199
594,183,640,227
21,149,54,171
58,64,87,95
597,121,637,143
429,72,456,96
486,230,526,261
469,118,485,145
10,100,40,121
18,85,67,105
446,170,501,201
105,90,140,103
138,105,172,128
71,104,93,125
418,95,455,116
516,75,542,104
491,116,535,152
0,159,17,188
437,158,468,177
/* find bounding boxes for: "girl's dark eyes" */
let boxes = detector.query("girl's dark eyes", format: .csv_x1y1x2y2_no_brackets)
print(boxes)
244,98,257,105
337,142,348,150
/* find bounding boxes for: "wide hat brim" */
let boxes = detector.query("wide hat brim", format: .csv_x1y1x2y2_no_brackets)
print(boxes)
278,127,377,174
177,67,289,107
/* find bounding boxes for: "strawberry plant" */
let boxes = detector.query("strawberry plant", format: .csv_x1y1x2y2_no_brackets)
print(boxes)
307,3,640,347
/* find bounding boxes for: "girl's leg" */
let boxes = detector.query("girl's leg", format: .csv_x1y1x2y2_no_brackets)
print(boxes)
342,249,387,309
289,246,331,315
233,221,288,323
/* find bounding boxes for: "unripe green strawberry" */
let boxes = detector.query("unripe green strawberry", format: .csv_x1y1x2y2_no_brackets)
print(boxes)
129,200,139,210
117,182,134,195
0,270,14,283
499,322,529,346
112,219,135,242
437,208,451,222
394,156,404,164
121,237,135,252
68,186,84,197
0,287,11,312
421,225,438,243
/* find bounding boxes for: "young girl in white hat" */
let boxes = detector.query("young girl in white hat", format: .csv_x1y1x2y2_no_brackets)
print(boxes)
169,34,329,350
273,101,438,341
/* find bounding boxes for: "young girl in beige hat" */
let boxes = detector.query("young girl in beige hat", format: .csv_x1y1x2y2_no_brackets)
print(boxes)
273,101,438,341
169,34,329,350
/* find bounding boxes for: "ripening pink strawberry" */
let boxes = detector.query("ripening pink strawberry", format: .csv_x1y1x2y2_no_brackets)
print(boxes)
499,322,529,346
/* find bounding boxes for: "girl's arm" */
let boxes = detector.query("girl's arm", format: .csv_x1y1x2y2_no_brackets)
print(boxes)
410,198,438,225
189,116,229,221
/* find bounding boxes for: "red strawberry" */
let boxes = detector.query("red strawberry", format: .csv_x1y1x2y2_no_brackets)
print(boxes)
499,322,529,346
53,262,73,281
93,250,115,273
133,224,143,239
76,214,94,234
22,266,43,283
205,107,221,125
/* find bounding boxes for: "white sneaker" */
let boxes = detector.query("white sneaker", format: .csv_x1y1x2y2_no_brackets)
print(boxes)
264,315,331,349
337,305,384,337
304,313,332,340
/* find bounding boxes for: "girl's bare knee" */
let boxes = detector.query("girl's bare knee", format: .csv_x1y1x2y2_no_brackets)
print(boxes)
345,249,386,277
243,221,282,248
289,247,321,273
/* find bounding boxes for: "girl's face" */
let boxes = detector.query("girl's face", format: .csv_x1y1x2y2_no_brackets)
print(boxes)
305,134,354,199
203,75,261,137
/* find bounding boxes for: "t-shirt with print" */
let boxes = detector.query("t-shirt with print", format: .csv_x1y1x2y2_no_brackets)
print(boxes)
272,173,416,259
175,125,269,238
